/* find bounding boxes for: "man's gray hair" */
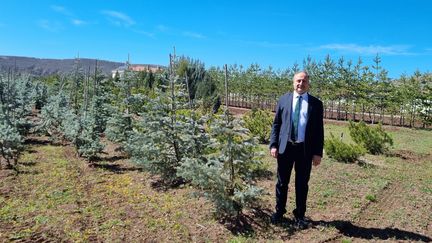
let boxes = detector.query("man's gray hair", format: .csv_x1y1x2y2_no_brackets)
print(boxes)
293,71,310,80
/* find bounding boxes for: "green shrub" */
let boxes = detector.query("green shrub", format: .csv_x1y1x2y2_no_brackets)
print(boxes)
324,133,365,163
349,121,393,155
243,108,273,144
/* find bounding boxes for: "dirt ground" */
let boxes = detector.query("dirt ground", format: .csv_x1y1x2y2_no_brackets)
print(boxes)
1,126,431,242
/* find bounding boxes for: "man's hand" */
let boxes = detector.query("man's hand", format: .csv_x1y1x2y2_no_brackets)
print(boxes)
312,155,321,166
270,148,278,158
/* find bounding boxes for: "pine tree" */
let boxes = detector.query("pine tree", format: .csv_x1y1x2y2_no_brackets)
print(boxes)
75,106,104,160
349,121,393,154
105,69,144,152
243,109,273,144
0,73,33,169
39,93,69,142
105,106,132,150
0,108,23,169
32,80,48,110
61,108,80,145
178,110,264,217
127,74,194,184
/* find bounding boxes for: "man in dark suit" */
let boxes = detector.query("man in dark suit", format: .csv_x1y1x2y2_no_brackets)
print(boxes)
269,71,324,229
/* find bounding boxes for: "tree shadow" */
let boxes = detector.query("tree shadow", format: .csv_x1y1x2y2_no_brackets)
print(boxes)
16,169,40,175
89,161,144,174
224,211,431,242
251,168,274,180
387,149,430,162
221,214,256,237
0,164,39,176
150,177,186,191
357,159,377,168
91,155,128,163
24,137,51,146
19,161,37,167
222,207,297,237
313,220,432,242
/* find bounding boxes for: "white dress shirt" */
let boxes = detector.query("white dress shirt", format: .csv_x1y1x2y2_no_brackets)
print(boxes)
291,92,309,142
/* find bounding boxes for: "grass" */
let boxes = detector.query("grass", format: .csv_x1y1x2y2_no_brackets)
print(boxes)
0,122,431,242
365,194,377,202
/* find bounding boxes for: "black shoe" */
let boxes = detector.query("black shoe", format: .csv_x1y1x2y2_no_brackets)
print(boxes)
270,212,284,224
294,217,309,230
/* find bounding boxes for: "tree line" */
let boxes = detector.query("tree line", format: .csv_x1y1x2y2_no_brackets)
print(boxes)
207,54,431,128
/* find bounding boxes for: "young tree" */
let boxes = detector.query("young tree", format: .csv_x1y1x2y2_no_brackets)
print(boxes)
0,73,34,169
126,73,199,184
178,110,264,217
39,92,70,143
349,121,393,154
0,108,23,169
75,105,104,160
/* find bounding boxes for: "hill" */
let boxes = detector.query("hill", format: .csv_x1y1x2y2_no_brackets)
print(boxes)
0,55,124,76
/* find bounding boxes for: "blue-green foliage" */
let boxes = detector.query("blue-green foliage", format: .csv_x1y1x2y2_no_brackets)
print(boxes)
105,71,142,150
39,93,70,142
61,108,80,144
75,108,104,160
0,74,36,168
3,76,35,135
0,111,24,167
31,81,48,109
40,89,105,160
91,94,110,135
127,76,199,183
105,108,132,146
105,93,147,146
178,111,264,217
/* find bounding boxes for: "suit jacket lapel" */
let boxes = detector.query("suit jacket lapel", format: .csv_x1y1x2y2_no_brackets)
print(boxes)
306,93,313,123
286,93,293,125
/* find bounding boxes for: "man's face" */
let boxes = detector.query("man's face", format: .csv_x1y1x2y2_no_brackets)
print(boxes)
293,72,310,94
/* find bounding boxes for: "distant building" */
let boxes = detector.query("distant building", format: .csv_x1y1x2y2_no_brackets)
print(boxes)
111,63,165,78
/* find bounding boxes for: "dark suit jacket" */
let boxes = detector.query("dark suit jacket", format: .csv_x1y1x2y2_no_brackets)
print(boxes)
269,92,324,160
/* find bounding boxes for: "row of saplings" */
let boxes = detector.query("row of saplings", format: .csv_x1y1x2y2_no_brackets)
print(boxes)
34,77,268,219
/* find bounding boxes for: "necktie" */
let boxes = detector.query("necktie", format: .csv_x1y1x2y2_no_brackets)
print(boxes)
291,95,302,142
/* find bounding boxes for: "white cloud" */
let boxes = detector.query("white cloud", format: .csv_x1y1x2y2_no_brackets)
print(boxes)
182,31,206,39
101,10,135,27
71,19,86,26
38,20,63,32
50,5,73,16
156,24,169,32
51,5,88,27
318,43,413,55
132,29,155,38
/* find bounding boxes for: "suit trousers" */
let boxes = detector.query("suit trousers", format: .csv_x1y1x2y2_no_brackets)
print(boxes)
275,142,312,219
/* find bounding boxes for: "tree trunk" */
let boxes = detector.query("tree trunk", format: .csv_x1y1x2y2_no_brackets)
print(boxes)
352,103,356,121
345,103,348,121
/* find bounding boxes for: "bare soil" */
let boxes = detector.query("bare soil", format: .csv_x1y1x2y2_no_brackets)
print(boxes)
0,132,431,242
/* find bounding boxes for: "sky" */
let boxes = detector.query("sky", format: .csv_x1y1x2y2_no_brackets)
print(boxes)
1,0,431,79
